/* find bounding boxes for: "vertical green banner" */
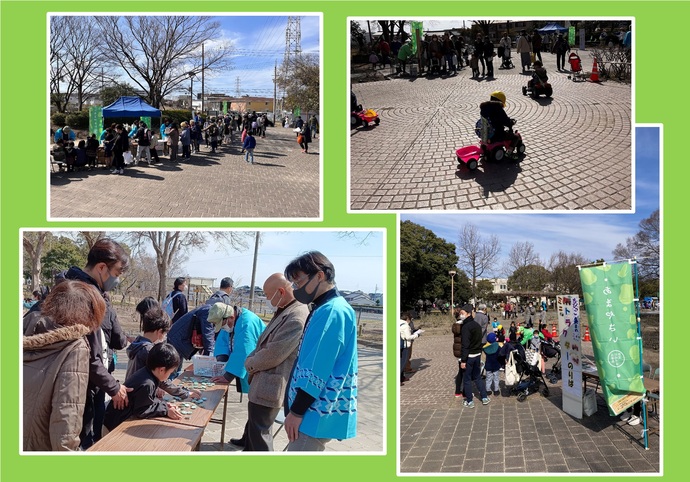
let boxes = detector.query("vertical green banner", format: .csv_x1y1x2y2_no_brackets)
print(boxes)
568,26,576,46
579,262,645,415
88,106,103,138
140,116,151,128
410,21,423,55
223,101,228,114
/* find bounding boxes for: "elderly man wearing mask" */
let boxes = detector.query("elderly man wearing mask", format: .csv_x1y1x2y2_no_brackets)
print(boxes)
210,302,266,395
228,273,309,451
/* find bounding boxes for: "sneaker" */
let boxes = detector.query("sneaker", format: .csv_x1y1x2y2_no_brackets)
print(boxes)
620,411,632,422
230,437,246,448
110,169,118,173
463,400,475,408
481,397,491,405
454,393,463,398
494,391,500,396
119,169,124,174
627,415,641,426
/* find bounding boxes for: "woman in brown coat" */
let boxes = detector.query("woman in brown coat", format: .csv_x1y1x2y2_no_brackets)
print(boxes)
23,280,106,451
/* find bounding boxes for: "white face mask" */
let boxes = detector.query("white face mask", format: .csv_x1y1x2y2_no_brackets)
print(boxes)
269,289,284,308
222,323,233,333
459,314,467,321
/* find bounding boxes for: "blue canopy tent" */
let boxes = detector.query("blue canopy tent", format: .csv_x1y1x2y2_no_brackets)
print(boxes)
102,96,161,118
537,23,569,34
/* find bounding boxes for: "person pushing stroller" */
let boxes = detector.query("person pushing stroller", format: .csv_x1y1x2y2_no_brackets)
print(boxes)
479,91,519,159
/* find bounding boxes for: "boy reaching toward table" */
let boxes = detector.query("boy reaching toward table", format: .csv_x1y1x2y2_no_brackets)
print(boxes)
103,343,199,432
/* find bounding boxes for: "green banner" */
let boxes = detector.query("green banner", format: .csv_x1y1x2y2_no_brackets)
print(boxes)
568,26,576,46
88,106,103,139
223,101,228,114
140,116,151,129
410,21,423,56
579,262,645,415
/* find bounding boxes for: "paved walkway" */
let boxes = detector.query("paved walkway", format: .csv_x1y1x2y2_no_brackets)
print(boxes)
112,342,383,452
50,127,320,219
399,335,660,474
351,51,631,211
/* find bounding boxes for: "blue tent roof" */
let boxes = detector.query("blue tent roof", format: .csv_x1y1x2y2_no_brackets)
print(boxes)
537,23,569,34
102,96,161,118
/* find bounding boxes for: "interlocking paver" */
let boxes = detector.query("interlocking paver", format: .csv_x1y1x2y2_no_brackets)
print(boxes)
50,127,320,219
399,335,659,474
351,52,631,211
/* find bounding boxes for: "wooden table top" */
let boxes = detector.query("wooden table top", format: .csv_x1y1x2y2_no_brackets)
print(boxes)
87,418,204,452
164,370,230,428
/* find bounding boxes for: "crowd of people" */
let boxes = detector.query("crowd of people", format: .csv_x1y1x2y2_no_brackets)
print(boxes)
363,27,629,78
23,240,358,452
51,109,315,174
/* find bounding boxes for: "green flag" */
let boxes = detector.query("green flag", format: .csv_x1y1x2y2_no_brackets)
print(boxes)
410,21,423,56
579,262,645,415
89,106,103,139
140,116,151,129
568,26,576,46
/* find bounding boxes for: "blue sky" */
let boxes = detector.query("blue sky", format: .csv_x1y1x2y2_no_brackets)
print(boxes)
175,230,384,294
195,15,320,97
402,126,661,277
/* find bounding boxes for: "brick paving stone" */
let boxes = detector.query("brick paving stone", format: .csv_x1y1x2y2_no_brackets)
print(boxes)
50,127,320,219
351,52,631,211
400,335,659,474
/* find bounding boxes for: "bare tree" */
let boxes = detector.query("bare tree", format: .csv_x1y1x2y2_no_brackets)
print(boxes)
23,232,53,291
126,231,251,301
77,231,107,250
49,17,105,112
506,241,541,274
95,16,233,108
612,210,660,280
549,251,589,294
456,224,501,302
278,54,319,115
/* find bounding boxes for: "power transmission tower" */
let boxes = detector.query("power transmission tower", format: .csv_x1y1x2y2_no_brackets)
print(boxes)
281,16,302,108
235,77,241,97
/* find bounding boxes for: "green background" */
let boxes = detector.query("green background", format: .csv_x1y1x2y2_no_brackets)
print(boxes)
0,0,677,480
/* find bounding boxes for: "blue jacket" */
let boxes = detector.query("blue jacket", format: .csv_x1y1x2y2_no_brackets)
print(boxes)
213,308,265,393
287,291,358,440
167,304,216,359
53,128,76,143
243,135,256,150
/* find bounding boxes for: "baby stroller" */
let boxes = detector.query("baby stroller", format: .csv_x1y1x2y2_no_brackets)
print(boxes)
540,338,561,384
567,52,587,82
499,47,514,70
508,339,550,402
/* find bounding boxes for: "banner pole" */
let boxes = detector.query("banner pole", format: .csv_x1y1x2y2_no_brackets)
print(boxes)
632,258,649,450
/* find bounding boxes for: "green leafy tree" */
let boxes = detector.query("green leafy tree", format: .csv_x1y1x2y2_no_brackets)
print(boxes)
475,279,495,303
400,220,459,310
100,84,138,107
41,237,86,282
508,264,551,291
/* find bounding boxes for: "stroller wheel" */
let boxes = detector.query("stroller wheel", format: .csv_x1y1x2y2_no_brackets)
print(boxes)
374,118,380,125
516,392,527,402
542,387,550,397
549,375,558,384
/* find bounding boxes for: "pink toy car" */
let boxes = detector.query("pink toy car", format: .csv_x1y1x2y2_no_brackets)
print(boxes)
455,119,525,171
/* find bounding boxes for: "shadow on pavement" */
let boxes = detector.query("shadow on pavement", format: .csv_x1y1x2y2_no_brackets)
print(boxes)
455,158,523,198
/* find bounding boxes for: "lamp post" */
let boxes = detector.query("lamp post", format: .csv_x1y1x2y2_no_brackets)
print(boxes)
187,71,195,119
449,270,457,318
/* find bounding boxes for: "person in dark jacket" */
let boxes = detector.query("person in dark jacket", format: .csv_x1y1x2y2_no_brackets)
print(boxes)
104,343,198,431
23,238,132,449
168,277,188,324
459,304,490,408
473,33,486,76
166,303,218,378
111,124,129,175
243,130,257,164
479,91,519,157
299,122,312,154
452,308,464,397
205,277,234,305
483,37,495,78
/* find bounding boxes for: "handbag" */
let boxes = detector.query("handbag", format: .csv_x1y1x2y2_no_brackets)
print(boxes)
123,151,134,165
504,351,518,386
297,134,304,144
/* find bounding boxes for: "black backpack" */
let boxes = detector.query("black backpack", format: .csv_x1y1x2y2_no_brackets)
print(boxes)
137,128,150,146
